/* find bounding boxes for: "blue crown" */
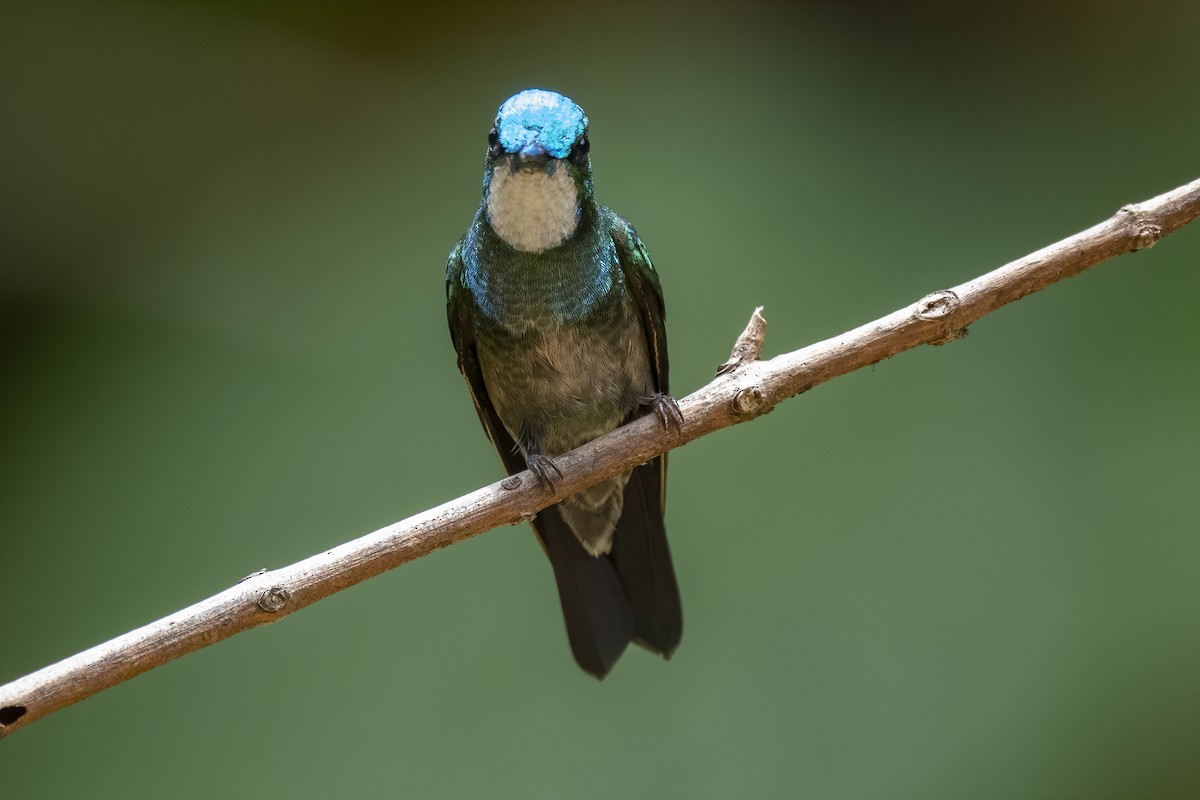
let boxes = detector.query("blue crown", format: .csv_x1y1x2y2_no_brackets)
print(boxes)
496,89,588,160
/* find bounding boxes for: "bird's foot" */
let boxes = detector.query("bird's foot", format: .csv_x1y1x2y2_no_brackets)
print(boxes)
526,453,563,491
644,392,684,433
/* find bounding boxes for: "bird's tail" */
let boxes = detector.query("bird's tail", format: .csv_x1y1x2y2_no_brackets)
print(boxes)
610,458,683,657
535,506,634,679
534,457,682,678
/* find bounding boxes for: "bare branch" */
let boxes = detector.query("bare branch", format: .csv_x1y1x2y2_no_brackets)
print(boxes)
2,177,1197,737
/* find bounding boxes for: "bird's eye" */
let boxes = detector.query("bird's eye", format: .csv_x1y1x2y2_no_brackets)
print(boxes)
487,127,500,155
571,136,590,165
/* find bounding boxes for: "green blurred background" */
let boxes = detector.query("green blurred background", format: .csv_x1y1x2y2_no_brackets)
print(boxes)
2,1,1197,796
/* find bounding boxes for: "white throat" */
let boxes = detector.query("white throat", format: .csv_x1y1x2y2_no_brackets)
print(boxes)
486,160,580,253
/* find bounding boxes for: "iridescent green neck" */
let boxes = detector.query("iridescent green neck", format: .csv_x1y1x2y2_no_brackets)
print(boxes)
462,202,622,333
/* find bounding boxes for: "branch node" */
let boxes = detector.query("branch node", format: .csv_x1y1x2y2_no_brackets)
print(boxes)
257,586,291,613
500,475,522,490
1120,205,1163,250
915,289,961,320
731,384,768,416
716,306,767,375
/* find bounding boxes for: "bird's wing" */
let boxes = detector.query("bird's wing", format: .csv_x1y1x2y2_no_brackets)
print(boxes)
446,242,523,475
609,214,683,657
611,215,670,398
611,214,671,512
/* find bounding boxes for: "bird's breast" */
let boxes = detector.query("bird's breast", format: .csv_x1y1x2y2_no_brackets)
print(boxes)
477,304,653,457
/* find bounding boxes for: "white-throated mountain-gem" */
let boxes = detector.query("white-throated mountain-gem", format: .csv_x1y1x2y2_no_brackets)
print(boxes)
446,88,683,678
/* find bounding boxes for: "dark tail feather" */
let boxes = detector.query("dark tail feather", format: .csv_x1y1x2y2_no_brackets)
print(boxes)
535,505,633,679
610,458,683,658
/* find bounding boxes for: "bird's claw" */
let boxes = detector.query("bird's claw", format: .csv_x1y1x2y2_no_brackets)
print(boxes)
527,453,563,491
647,393,684,433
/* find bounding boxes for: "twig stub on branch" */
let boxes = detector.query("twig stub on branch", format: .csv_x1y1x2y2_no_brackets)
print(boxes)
717,306,767,375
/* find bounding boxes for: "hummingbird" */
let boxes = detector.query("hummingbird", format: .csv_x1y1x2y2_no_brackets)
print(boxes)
445,88,683,678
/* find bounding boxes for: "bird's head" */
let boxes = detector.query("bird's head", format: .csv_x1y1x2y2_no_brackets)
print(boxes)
481,89,593,253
